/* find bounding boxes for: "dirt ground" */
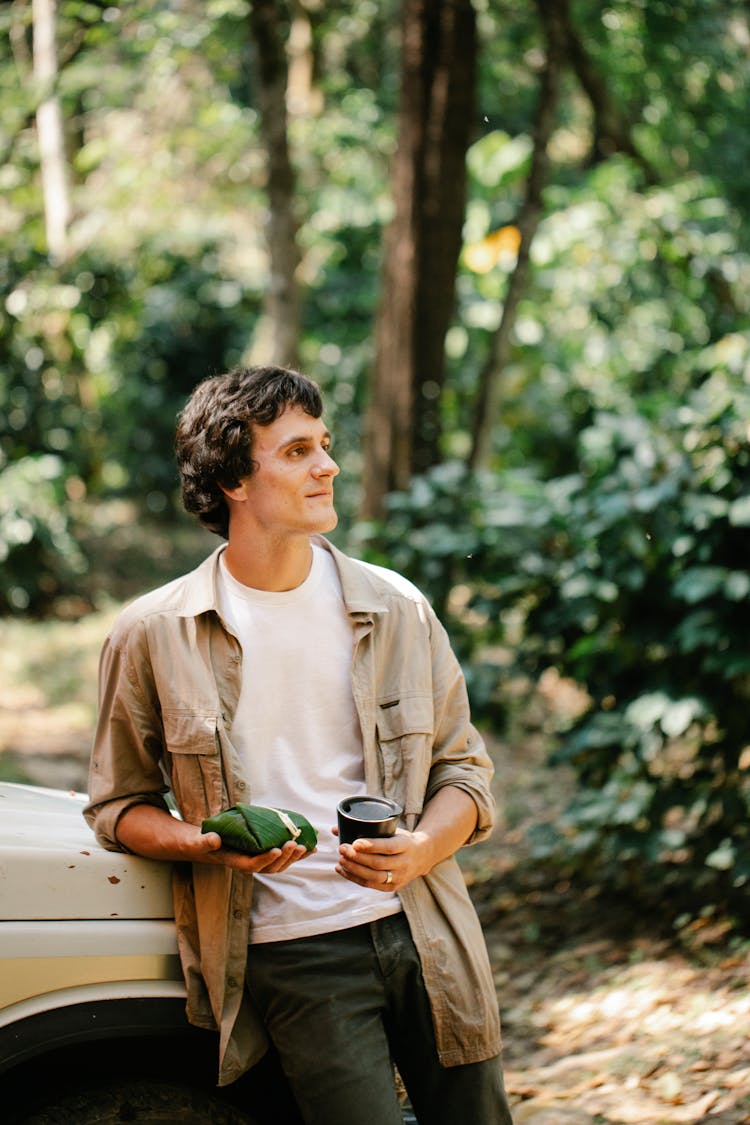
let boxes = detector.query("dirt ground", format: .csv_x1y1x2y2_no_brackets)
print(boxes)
463,732,750,1125
1,515,748,1124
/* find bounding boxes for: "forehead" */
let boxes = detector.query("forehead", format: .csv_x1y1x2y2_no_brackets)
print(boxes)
252,404,329,449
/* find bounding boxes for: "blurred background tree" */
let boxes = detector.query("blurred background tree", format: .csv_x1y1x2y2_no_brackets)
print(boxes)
361,0,477,516
2,0,749,926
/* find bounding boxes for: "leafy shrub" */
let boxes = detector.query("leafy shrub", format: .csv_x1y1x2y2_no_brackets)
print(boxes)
0,455,86,614
519,356,750,909
361,341,750,921
354,460,546,724
0,237,257,610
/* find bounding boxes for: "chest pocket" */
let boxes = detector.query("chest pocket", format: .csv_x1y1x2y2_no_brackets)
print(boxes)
375,694,434,823
163,709,224,823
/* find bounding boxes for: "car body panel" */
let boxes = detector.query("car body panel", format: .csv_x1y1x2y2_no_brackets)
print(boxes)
0,782,174,921
0,919,181,1012
0,782,180,1014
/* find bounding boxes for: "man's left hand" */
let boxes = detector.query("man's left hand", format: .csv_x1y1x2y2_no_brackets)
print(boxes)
333,786,479,892
334,828,432,892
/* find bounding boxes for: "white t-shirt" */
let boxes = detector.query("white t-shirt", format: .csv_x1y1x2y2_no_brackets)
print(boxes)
217,544,402,943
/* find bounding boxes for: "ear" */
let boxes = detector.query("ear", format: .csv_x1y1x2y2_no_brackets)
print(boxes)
219,480,248,502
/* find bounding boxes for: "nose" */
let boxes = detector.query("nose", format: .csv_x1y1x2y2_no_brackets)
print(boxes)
312,450,339,478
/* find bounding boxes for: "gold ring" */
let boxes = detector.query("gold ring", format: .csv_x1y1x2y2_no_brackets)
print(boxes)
384,869,393,886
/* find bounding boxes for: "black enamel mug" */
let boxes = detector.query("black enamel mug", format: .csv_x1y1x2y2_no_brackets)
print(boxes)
336,795,403,846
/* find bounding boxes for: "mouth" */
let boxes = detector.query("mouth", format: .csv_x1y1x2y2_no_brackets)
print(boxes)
307,491,334,499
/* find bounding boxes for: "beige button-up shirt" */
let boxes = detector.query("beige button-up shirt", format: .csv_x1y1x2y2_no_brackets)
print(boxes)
84,538,502,1086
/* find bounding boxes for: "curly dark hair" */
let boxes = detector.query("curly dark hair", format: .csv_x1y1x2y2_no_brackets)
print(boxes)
175,366,324,538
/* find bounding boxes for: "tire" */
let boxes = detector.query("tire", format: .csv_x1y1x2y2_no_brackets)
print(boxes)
18,1079,253,1125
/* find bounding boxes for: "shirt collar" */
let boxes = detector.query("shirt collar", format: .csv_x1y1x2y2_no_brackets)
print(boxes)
175,545,225,618
316,536,388,616
175,537,388,620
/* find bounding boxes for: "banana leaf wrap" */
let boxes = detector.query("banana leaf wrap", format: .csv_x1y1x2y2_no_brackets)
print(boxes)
201,803,317,855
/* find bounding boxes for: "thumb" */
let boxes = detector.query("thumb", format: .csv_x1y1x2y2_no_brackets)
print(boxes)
199,830,223,853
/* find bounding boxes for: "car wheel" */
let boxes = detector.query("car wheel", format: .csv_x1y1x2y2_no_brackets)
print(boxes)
18,1079,255,1125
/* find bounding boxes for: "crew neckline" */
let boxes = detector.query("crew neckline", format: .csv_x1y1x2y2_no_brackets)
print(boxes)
218,543,326,605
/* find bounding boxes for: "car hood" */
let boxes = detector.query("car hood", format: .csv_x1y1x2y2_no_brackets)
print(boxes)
0,782,174,921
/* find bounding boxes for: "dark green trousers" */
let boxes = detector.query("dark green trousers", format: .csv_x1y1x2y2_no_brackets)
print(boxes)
245,912,513,1125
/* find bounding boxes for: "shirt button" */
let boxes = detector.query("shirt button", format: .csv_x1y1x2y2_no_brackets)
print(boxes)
227,977,238,989
236,780,246,791
233,909,243,920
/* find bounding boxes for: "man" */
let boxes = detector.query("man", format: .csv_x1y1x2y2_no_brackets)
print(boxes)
84,366,513,1125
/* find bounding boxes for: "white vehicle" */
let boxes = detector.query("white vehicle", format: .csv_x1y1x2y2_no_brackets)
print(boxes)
0,782,301,1124
0,782,418,1124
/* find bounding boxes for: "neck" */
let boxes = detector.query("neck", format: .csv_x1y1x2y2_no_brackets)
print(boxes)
222,535,314,592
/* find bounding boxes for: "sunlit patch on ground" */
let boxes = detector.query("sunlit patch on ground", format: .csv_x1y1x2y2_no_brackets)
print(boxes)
501,948,750,1123
464,726,750,1125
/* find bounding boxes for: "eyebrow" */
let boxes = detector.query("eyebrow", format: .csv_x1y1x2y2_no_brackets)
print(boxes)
277,429,332,451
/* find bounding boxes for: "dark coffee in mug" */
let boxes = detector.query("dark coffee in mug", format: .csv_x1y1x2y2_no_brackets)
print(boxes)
336,795,403,845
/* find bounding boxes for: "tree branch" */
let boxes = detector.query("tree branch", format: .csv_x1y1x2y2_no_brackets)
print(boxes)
556,0,658,183
467,0,563,470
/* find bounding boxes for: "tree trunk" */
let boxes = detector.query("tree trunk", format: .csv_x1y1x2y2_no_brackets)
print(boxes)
361,0,477,519
33,0,70,262
248,0,301,369
467,0,564,470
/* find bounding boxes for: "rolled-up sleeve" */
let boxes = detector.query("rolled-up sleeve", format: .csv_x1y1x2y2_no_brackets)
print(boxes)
423,603,495,845
84,626,170,850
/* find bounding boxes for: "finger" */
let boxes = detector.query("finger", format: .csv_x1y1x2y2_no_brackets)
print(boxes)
335,860,395,890
341,838,403,859
262,842,311,873
248,847,283,870
280,843,311,868
336,853,393,883
339,847,389,871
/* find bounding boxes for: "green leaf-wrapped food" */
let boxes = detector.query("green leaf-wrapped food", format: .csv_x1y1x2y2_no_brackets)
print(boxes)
201,803,317,855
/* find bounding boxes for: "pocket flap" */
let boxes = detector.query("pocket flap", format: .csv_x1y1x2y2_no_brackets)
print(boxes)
163,709,219,755
376,694,433,740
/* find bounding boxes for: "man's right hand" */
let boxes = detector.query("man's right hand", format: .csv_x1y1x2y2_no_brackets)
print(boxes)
198,828,312,872
116,803,314,874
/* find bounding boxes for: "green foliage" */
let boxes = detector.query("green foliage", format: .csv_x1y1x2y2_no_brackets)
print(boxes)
520,363,750,908
355,459,546,725
93,244,259,501
0,455,86,613
357,0,750,925
1,238,257,492
3,0,750,926
0,0,397,610
362,338,750,919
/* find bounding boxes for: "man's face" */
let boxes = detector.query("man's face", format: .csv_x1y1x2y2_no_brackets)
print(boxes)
228,404,340,539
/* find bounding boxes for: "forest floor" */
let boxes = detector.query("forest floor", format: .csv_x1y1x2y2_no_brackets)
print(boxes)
1,509,748,1124
464,725,750,1125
